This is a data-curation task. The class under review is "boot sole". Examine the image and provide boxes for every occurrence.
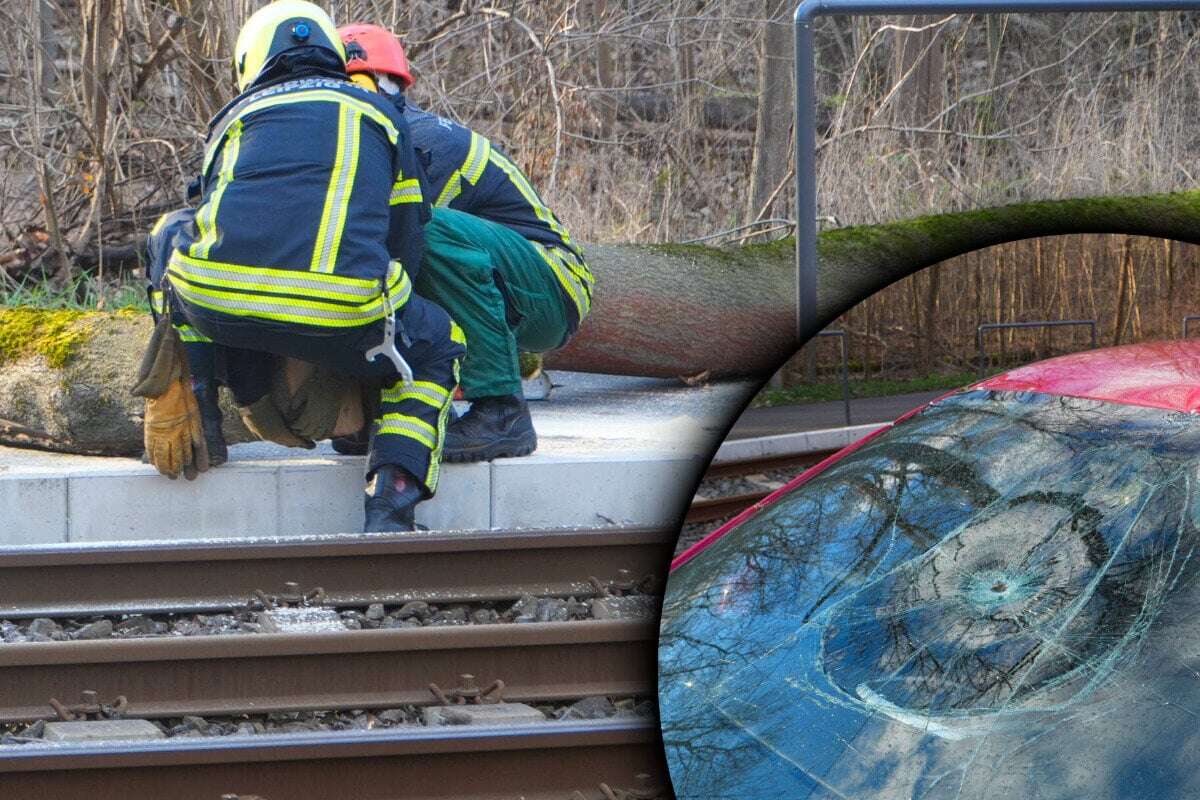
[443,435,537,463]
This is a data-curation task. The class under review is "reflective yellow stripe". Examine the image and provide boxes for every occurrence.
[150,289,166,315]
[390,177,422,205]
[425,358,459,491]
[377,413,437,449]
[381,380,451,408]
[150,213,171,236]
[450,320,467,345]
[434,177,462,208]
[461,132,490,183]
[311,107,361,274]
[487,149,576,249]
[434,132,491,208]
[191,120,243,260]
[176,324,212,344]
[169,262,412,329]
[534,243,593,320]
[170,251,392,303]
[170,251,388,290]
[203,90,398,175]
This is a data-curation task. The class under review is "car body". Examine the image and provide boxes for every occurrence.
[659,340,1200,800]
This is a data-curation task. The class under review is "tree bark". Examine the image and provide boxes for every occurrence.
[891,16,945,130]
[7,190,1200,455]
[746,0,793,224]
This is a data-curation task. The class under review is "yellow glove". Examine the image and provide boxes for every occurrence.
[131,315,210,480]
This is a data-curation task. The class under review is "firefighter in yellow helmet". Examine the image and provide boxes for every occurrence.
[138,1,465,532]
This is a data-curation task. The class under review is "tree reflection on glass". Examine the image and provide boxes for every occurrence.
[659,390,1200,799]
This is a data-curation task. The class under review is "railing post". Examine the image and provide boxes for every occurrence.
[817,330,851,425]
[976,319,1098,379]
[794,0,1200,353]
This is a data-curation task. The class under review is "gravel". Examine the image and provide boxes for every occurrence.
[0,696,657,745]
[0,591,659,643]
[677,466,799,556]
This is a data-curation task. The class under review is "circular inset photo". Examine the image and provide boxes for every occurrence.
[661,233,1200,799]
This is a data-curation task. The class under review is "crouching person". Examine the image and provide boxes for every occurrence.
[336,24,596,463]
[135,1,464,532]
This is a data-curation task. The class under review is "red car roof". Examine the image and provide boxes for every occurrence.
[976,339,1200,414]
[671,339,1200,573]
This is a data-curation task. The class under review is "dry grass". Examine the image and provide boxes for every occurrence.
[0,4,1196,364]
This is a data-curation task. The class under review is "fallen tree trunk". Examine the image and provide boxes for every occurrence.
[4,190,1200,455]
[550,190,1200,376]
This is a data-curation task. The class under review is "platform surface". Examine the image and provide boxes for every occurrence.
[0,372,756,544]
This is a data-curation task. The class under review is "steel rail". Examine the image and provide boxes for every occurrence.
[0,718,662,800]
[700,448,837,480]
[686,491,773,525]
[0,526,674,618]
[0,620,656,723]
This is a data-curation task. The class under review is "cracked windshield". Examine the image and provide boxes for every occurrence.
[660,389,1200,799]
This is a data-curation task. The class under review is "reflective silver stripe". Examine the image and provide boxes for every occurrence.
[381,381,451,407]
[170,267,412,328]
[461,133,490,184]
[191,120,243,260]
[433,176,463,208]
[433,132,491,208]
[311,106,361,274]
[173,255,380,300]
[487,149,575,248]
[377,414,437,449]
[390,178,422,205]
[535,243,593,318]
[425,359,458,492]
[203,87,399,175]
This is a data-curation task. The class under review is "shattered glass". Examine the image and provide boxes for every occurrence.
[659,390,1200,799]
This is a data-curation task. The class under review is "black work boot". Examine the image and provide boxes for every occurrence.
[443,394,537,463]
[363,464,424,532]
[192,378,228,467]
[331,428,369,455]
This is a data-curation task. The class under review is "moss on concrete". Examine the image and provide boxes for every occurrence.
[0,309,98,369]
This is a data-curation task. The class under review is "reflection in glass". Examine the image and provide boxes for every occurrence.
[659,390,1200,799]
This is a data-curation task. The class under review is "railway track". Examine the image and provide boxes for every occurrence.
[685,449,837,525]
[0,526,671,618]
[0,719,664,799]
[0,526,674,798]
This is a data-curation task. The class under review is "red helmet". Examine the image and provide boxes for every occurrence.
[338,24,414,90]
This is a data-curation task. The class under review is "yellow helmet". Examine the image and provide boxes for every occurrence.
[234,1,346,92]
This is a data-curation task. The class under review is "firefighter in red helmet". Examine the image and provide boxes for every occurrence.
[337,23,594,464]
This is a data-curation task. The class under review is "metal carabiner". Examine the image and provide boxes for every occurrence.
[364,286,415,386]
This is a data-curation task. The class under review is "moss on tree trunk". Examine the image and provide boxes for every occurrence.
[5,190,1200,455]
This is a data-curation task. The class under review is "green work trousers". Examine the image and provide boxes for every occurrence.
[417,207,572,399]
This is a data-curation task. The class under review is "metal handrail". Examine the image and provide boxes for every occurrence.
[976,319,1097,378]
[817,330,851,426]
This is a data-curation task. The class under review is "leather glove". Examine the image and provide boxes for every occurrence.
[131,314,210,480]
[271,364,354,442]
[239,395,316,449]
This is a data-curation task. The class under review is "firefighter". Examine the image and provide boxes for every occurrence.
[335,23,595,463]
[135,1,465,533]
